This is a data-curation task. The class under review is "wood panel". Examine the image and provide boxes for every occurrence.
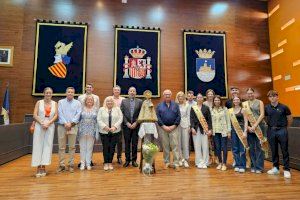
[0,0,272,122]
[0,153,299,199]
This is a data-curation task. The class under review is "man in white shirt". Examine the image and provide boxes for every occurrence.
[78,83,100,110]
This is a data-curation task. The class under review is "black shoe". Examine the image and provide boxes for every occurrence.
[117,158,123,165]
[132,161,138,167]
[90,161,94,166]
[123,161,130,167]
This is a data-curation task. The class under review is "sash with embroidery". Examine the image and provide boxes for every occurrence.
[228,108,250,167]
[242,101,269,158]
[192,105,209,133]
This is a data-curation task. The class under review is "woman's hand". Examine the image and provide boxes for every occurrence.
[242,131,247,139]
[103,126,110,132]
[191,128,196,135]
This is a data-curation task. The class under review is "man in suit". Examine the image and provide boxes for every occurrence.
[120,87,143,167]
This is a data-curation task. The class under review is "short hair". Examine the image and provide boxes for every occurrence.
[43,87,53,93]
[163,89,172,96]
[230,86,239,90]
[86,83,93,87]
[103,96,116,108]
[187,90,194,95]
[66,87,75,92]
[128,86,136,91]
[113,85,121,90]
[206,89,215,97]
[267,90,278,97]
[246,88,255,92]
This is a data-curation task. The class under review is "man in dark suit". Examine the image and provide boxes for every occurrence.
[120,87,143,167]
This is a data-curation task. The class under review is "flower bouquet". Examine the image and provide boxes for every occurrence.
[142,142,159,175]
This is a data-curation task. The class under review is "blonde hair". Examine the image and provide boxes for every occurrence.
[103,96,116,108]
[175,91,186,104]
[84,95,95,106]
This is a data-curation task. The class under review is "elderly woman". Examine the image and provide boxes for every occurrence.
[175,91,190,168]
[31,87,58,177]
[78,95,98,171]
[98,96,123,171]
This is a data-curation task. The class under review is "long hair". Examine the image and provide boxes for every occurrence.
[212,95,223,109]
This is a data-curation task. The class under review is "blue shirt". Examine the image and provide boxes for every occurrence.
[58,98,82,125]
[156,101,181,126]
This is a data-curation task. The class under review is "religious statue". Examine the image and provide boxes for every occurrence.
[137,90,158,123]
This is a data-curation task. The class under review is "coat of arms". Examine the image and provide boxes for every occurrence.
[48,41,73,79]
[123,46,152,79]
[195,49,216,82]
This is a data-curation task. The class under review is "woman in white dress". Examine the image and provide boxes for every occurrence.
[31,87,58,177]
[175,91,190,168]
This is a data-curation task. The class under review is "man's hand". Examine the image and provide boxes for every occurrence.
[169,125,177,132]
[131,122,138,129]
[162,125,171,133]
[126,122,132,129]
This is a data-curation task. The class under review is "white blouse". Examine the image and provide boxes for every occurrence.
[97,107,123,134]
[178,103,190,129]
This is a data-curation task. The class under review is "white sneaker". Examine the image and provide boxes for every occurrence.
[202,165,208,169]
[239,168,245,173]
[251,168,255,173]
[267,167,279,175]
[216,164,222,170]
[178,160,183,167]
[232,160,236,167]
[197,164,203,169]
[108,164,114,170]
[256,170,262,174]
[283,170,291,179]
[104,164,109,171]
[80,163,85,171]
[183,160,189,168]
[87,166,92,171]
[234,167,240,172]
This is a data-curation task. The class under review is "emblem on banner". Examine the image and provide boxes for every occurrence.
[48,41,73,79]
[195,49,216,82]
[123,46,152,79]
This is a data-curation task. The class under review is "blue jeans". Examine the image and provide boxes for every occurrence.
[231,129,246,169]
[213,133,228,164]
[247,133,264,171]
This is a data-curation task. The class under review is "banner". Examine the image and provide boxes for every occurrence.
[32,21,87,96]
[184,31,228,98]
[114,27,160,97]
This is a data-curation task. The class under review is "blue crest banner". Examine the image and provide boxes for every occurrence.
[184,32,228,98]
[114,27,160,97]
[32,21,87,96]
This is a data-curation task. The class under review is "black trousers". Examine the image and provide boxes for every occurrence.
[267,127,289,171]
[123,127,139,162]
[116,131,123,158]
[101,132,119,163]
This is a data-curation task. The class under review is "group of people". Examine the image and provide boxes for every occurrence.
[31,84,293,179]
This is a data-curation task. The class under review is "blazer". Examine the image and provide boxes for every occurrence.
[120,97,143,126]
[97,107,123,134]
[190,104,212,134]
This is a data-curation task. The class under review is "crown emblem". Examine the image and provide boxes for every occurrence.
[195,49,215,58]
[129,46,147,58]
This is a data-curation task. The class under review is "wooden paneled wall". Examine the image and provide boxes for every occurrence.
[0,0,272,123]
[268,0,300,116]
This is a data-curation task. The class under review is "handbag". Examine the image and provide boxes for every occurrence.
[29,121,35,134]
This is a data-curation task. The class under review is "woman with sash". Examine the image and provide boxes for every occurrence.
[228,96,248,173]
[243,88,266,173]
[190,93,212,169]
[204,89,217,165]
[175,91,190,168]
[31,87,58,177]
[211,95,231,171]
